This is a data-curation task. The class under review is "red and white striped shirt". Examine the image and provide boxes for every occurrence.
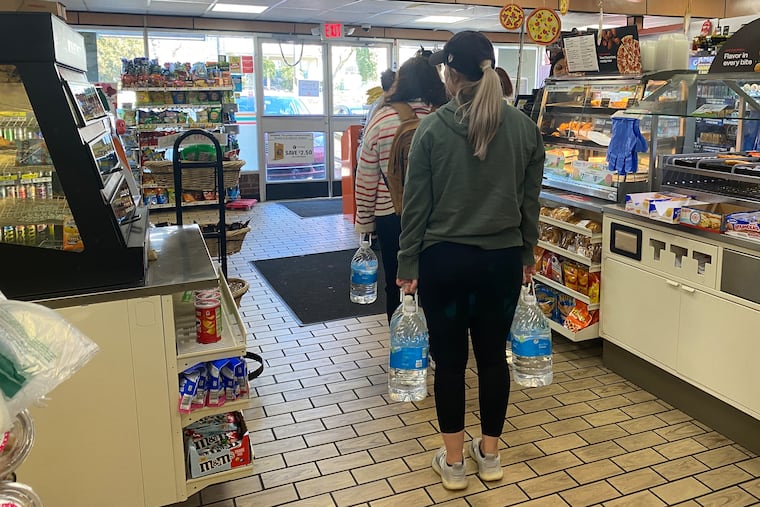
[354,101,435,233]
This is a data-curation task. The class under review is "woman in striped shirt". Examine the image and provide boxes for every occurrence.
[354,55,447,321]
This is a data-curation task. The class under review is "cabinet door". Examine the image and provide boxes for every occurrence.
[601,258,681,368]
[678,288,760,417]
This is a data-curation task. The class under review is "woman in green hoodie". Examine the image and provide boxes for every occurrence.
[396,31,545,490]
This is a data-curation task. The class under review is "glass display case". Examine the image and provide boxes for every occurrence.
[537,76,649,206]
[0,13,147,300]
[627,72,760,209]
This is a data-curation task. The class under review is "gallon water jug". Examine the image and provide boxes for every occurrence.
[506,285,530,365]
[388,293,429,402]
[350,235,378,304]
[510,286,553,387]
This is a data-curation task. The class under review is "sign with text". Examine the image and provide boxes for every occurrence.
[564,34,600,73]
[267,133,315,165]
[323,22,343,39]
[595,25,641,75]
[298,80,320,97]
[241,55,254,74]
[709,18,760,73]
[229,56,241,73]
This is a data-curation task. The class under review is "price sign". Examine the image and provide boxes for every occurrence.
[323,22,343,39]
[267,133,315,165]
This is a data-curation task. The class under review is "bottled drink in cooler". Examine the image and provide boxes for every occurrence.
[349,236,378,304]
[510,287,553,387]
[388,294,429,402]
[506,285,530,365]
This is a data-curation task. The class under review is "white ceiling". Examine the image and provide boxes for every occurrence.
[64,0,688,33]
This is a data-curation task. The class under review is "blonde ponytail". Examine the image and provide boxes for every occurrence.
[452,61,503,161]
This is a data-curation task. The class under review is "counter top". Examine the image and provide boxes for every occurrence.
[603,205,760,254]
[36,225,218,309]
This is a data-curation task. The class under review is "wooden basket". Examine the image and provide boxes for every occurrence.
[143,160,245,190]
[204,226,251,258]
[227,277,250,307]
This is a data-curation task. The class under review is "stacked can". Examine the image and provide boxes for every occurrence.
[194,288,223,344]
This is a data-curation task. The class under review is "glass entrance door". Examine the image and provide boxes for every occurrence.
[256,39,390,201]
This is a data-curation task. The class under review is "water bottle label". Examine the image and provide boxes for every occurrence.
[351,268,377,285]
[511,334,551,357]
[390,346,428,370]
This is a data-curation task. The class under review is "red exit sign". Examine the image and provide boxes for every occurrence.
[323,22,343,39]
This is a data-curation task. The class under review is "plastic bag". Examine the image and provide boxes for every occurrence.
[0,298,99,433]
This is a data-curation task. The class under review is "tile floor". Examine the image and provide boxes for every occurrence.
[162,199,760,507]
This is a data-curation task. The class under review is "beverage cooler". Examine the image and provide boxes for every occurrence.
[0,12,147,300]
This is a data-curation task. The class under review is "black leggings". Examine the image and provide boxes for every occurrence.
[375,213,402,322]
[418,242,523,437]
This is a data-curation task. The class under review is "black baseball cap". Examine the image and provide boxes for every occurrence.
[429,31,496,81]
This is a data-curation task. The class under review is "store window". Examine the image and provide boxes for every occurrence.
[496,45,540,95]
[331,45,390,116]
[398,41,443,67]
[95,32,145,84]
[261,41,324,116]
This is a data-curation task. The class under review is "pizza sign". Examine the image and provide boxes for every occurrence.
[499,4,524,31]
[526,8,562,46]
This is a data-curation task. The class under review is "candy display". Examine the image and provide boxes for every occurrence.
[184,411,252,478]
[178,357,248,414]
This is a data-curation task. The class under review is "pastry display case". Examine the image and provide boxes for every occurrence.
[0,13,147,300]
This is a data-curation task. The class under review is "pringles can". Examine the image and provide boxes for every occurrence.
[195,297,222,344]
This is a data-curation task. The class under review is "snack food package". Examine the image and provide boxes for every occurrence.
[562,262,579,292]
[564,302,600,332]
[588,272,601,304]
[556,294,576,324]
[577,266,589,296]
[534,284,558,320]
[549,207,575,222]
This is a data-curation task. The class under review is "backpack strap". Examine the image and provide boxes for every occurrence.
[389,102,418,122]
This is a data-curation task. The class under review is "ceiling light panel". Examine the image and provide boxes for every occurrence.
[415,15,468,24]
[211,3,269,13]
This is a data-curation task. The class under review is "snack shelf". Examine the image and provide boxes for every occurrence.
[533,273,599,310]
[185,462,254,495]
[0,117,38,128]
[0,164,55,175]
[137,123,223,131]
[540,189,607,214]
[124,86,233,92]
[180,393,251,426]
[542,137,609,152]
[543,175,619,202]
[548,319,599,342]
[545,104,627,115]
[136,103,229,110]
[538,215,603,241]
[537,240,601,271]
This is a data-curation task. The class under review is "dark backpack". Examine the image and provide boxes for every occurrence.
[382,102,420,215]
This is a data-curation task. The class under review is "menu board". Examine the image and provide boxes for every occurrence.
[564,34,600,73]
[89,132,120,179]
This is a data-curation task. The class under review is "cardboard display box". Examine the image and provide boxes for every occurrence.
[725,211,760,241]
[185,416,252,479]
[0,0,67,20]
[680,203,760,233]
[625,192,704,224]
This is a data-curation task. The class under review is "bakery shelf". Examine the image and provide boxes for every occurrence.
[533,273,599,310]
[185,462,254,495]
[548,319,599,342]
[124,86,233,92]
[537,240,601,271]
[180,393,251,427]
[538,215,603,242]
[542,137,609,152]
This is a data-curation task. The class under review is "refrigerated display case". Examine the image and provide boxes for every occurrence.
[0,13,147,300]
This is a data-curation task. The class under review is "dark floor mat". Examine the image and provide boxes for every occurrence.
[251,249,386,325]
[278,198,343,218]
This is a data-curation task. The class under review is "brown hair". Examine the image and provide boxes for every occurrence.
[495,67,513,97]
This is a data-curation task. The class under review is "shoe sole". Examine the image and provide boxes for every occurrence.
[467,443,504,482]
[431,455,468,490]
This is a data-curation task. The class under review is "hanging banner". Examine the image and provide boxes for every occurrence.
[596,26,641,75]
[708,18,760,74]
[229,56,241,73]
[241,55,254,74]
[267,133,315,165]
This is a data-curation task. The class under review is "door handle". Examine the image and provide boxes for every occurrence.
[681,285,695,293]
[665,279,679,287]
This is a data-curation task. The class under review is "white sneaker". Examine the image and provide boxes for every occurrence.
[467,438,503,481]
[431,447,468,490]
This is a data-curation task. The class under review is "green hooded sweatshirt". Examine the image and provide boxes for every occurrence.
[397,99,545,280]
